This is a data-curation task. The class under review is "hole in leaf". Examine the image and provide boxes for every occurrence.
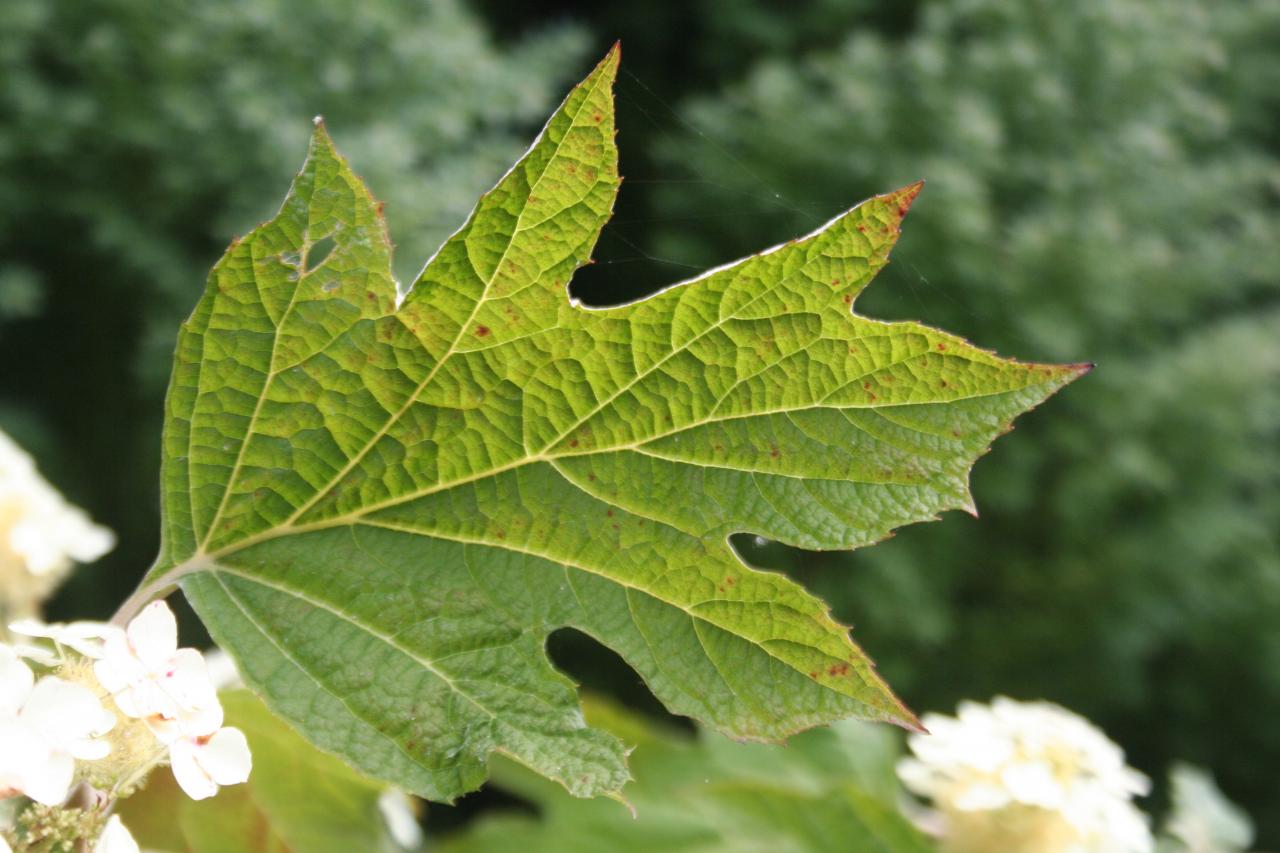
[546,627,693,733]
[306,234,337,272]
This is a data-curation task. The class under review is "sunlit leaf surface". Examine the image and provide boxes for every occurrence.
[143,45,1085,801]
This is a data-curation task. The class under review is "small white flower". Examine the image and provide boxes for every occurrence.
[76,601,253,801]
[94,602,220,741]
[378,788,423,849]
[93,815,140,853]
[169,726,252,801]
[0,430,114,616]
[0,645,115,805]
[898,696,1153,853]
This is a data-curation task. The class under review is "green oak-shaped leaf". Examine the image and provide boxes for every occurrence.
[133,45,1087,802]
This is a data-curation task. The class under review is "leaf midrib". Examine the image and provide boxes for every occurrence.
[179,368,1046,581]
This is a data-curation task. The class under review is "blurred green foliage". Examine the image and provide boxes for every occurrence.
[444,697,930,853]
[643,0,1280,836]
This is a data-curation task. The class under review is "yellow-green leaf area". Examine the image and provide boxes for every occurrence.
[145,45,1087,802]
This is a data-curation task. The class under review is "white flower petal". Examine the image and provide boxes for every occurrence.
[203,649,241,690]
[18,749,74,806]
[169,738,219,801]
[126,602,178,670]
[167,649,219,710]
[145,700,223,745]
[9,642,59,666]
[10,619,120,659]
[0,645,34,715]
[378,788,423,849]
[198,727,252,786]
[1002,760,1064,808]
[93,815,141,853]
[95,629,149,701]
[22,677,114,747]
[0,718,48,788]
[953,782,1013,811]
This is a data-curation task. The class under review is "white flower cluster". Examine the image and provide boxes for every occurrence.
[0,430,114,620]
[898,696,1153,853]
[1,601,251,851]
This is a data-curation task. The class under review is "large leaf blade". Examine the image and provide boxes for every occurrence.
[144,45,1086,801]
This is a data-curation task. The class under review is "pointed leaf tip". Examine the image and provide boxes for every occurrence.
[591,42,621,78]
[886,180,925,221]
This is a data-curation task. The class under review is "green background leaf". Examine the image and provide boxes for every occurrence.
[444,697,932,853]
[141,46,1085,801]
[120,691,399,852]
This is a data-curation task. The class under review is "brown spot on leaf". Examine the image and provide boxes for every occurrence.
[474,325,490,337]
[569,439,579,448]
[843,294,852,304]
[828,663,850,677]
[770,445,780,458]
[936,342,947,351]
[606,509,614,517]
